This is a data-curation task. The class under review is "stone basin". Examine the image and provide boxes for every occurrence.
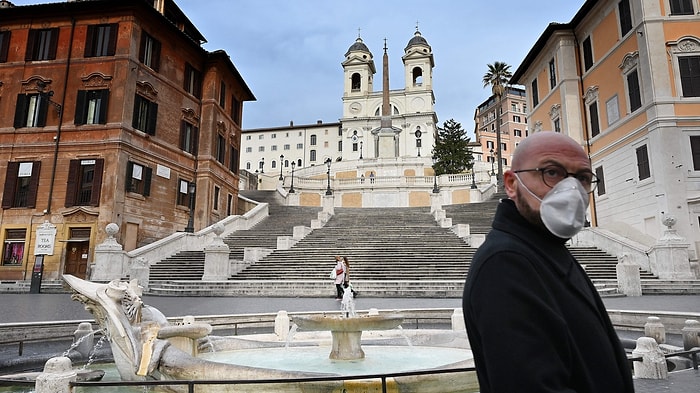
[293,313,404,360]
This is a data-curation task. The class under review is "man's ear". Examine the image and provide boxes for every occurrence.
[503,171,517,199]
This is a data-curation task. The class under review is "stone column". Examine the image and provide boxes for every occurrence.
[632,336,668,379]
[202,224,231,281]
[91,223,126,281]
[682,319,700,350]
[35,357,77,393]
[322,194,335,215]
[616,253,642,297]
[644,316,665,344]
[648,217,693,279]
[275,310,291,340]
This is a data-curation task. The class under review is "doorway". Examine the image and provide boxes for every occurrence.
[64,228,91,279]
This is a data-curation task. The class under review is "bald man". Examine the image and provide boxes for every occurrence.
[462,132,634,392]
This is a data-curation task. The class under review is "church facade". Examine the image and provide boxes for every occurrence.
[241,30,438,173]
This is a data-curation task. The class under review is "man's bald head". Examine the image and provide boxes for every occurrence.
[511,132,587,171]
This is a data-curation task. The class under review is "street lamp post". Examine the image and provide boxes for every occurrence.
[279,154,284,180]
[489,148,495,176]
[289,162,296,193]
[470,149,478,189]
[184,181,196,233]
[432,155,439,194]
[359,140,363,160]
[325,158,333,195]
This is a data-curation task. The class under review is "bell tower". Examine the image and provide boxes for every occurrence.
[402,28,434,93]
[342,34,375,98]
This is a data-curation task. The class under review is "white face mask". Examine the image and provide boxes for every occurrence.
[515,176,590,239]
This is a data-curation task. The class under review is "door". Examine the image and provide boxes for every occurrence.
[64,241,90,278]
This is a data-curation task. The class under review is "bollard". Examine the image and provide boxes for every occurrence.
[275,310,290,340]
[73,322,95,359]
[682,319,700,351]
[644,316,665,344]
[632,336,668,379]
[35,356,77,393]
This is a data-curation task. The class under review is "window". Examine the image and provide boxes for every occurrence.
[258,135,264,140]
[679,56,700,97]
[132,94,158,135]
[351,73,361,91]
[13,93,48,128]
[486,141,494,149]
[513,115,521,123]
[595,166,606,196]
[501,143,507,152]
[84,24,118,57]
[180,121,199,155]
[2,229,26,266]
[589,101,600,137]
[219,81,226,107]
[245,135,252,140]
[2,162,41,209]
[310,150,317,162]
[514,129,522,137]
[227,194,233,216]
[25,28,58,61]
[296,143,303,149]
[670,0,694,15]
[271,145,277,151]
[627,69,642,112]
[177,179,193,206]
[691,135,700,171]
[0,31,10,63]
[284,144,290,151]
[125,161,151,196]
[636,145,651,180]
[229,145,239,173]
[549,58,557,89]
[258,146,265,152]
[582,36,593,71]
[216,134,226,164]
[271,133,277,139]
[271,161,277,169]
[353,142,358,152]
[184,63,202,98]
[310,135,317,145]
[231,96,241,125]
[65,159,104,207]
[339,141,343,152]
[245,147,252,153]
[531,79,539,107]
[213,186,220,211]
[139,32,160,71]
[75,89,109,125]
[618,0,632,37]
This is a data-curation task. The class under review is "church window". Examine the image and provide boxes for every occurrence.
[412,67,423,86]
[351,73,361,91]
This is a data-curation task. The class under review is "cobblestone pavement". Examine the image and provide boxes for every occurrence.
[1,293,699,391]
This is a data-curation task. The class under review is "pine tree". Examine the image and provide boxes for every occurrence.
[431,119,473,176]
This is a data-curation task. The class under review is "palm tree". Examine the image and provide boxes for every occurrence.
[483,61,512,188]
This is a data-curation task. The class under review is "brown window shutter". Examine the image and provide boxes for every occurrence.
[26,161,41,208]
[2,162,19,208]
[90,159,104,206]
[64,160,79,207]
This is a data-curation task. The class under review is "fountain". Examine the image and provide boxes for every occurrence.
[46,275,477,392]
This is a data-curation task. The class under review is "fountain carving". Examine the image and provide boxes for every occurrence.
[62,274,476,392]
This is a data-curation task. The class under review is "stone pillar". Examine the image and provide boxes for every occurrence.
[202,223,231,281]
[632,336,668,379]
[275,310,291,340]
[277,236,298,250]
[129,257,149,291]
[91,223,126,281]
[682,319,700,350]
[649,217,693,279]
[430,193,441,213]
[293,225,312,240]
[451,308,466,331]
[322,194,334,215]
[72,322,94,358]
[35,357,77,393]
[644,316,665,344]
[616,253,642,297]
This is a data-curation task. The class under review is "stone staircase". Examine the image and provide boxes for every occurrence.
[145,192,664,297]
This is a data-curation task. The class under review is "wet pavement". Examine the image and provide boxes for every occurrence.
[1,293,699,392]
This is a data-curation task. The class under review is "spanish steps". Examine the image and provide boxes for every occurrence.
[145,190,664,297]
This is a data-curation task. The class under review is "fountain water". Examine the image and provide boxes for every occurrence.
[56,274,476,392]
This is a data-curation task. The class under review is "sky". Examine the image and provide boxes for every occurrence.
[14,0,586,137]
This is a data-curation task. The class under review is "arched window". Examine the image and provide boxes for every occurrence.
[310,134,317,145]
[412,66,423,86]
[351,73,361,91]
[310,150,317,162]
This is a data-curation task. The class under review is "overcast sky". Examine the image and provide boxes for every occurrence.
[14,0,585,136]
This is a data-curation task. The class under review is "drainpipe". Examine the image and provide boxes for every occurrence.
[574,36,598,227]
[46,16,76,214]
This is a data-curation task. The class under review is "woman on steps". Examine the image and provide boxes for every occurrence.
[332,256,346,300]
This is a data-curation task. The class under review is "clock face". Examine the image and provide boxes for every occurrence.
[349,102,362,114]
